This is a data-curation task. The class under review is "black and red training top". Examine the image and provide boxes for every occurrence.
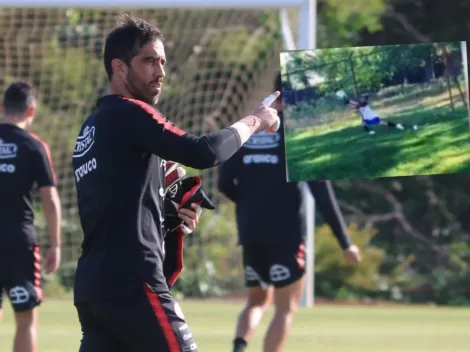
[72,94,242,302]
[0,123,56,249]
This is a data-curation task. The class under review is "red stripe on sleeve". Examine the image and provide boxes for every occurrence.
[121,97,186,136]
[29,132,58,185]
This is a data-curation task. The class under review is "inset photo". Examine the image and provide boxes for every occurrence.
[281,41,470,182]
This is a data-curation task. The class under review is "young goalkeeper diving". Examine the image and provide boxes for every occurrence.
[348,94,405,135]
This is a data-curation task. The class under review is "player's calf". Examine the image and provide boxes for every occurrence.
[14,309,38,352]
[233,286,273,352]
[263,276,305,352]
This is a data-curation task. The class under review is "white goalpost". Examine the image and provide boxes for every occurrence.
[0,0,317,307]
[278,2,317,308]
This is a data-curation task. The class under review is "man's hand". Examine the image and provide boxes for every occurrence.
[164,175,215,235]
[177,203,201,233]
[44,245,61,274]
[164,162,216,236]
[344,244,361,264]
[246,91,281,133]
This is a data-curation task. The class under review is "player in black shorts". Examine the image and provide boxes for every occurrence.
[0,81,62,352]
[218,73,362,352]
[72,15,281,352]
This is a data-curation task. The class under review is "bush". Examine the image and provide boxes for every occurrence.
[314,223,416,302]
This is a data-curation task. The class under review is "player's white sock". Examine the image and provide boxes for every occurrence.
[369,130,376,135]
[396,123,404,130]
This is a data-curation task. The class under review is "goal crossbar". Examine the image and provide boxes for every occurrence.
[0,0,306,8]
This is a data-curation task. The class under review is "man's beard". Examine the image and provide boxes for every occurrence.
[125,71,159,105]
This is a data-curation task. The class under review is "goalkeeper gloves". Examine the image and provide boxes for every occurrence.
[162,161,216,288]
[164,161,187,196]
[164,161,216,235]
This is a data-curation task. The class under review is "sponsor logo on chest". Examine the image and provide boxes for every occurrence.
[73,126,95,158]
[0,138,18,159]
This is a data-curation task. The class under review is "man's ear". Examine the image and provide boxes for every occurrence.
[111,58,128,79]
[26,104,36,119]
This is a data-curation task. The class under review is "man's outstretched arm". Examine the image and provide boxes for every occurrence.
[126,94,279,170]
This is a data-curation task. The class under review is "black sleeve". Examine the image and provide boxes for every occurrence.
[32,138,56,188]
[129,103,242,170]
[307,180,351,250]
[218,155,239,202]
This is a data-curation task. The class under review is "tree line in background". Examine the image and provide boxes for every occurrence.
[311,0,470,305]
[0,1,469,306]
[282,42,466,109]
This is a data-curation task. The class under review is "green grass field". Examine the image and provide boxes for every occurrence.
[1,299,470,351]
[285,88,470,182]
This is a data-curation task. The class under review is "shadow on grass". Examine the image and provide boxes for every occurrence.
[285,105,470,182]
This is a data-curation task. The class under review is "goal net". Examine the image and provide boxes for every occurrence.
[0,2,315,304]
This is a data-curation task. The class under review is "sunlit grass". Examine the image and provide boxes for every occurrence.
[285,89,470,182]
[1,299,470,352]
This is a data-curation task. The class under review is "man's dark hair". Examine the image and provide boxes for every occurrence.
[104,14,165,80]
[2,80,37,116]
[274,71,282,92]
